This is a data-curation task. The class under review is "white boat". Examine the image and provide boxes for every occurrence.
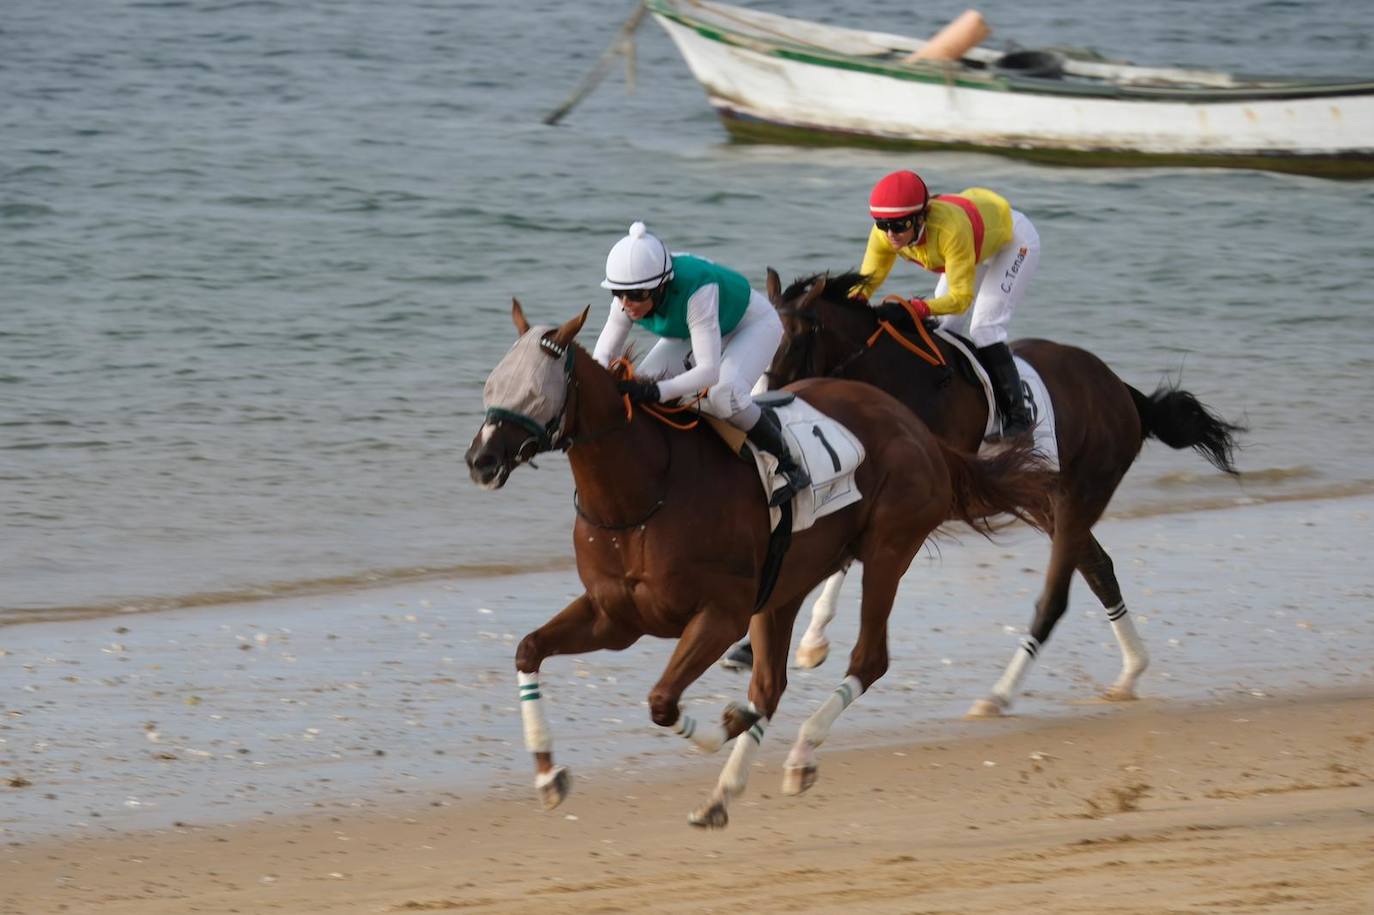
[645,0,1374,178]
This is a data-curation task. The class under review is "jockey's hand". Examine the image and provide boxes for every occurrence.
[616,378,661,405]
[875,297,931,325]
[905,297,932,320]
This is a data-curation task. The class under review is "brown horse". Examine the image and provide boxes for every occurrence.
[464,300,1051,828]
[747,269,1243,717]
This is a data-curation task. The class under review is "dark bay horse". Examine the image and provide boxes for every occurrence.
[758,269,1244,718]
[464,300,1051,827]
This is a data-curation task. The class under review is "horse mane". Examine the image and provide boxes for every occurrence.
[782,270,874,314]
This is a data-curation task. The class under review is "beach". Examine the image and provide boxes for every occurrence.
[6,0,1374,910]
[4,494,1372,913]
[3,691,1370,914]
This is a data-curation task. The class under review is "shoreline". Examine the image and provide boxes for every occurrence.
[6,476,1373,629]
[4,686,1370,914]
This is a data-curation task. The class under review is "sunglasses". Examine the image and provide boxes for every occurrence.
[614,288,654,302]
[874,216,918,234]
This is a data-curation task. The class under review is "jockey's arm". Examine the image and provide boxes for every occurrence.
[656,284,721,402]
[591,299,633,367]
[853,225,897,299]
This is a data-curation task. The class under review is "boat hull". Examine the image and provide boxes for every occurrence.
[650,3,1374,178]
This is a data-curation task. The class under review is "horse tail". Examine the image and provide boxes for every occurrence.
[936,438,1054,538]
[1128,383,1245,475]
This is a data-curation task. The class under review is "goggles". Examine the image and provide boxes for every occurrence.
[613,288,655,302]
[874,215,919,234]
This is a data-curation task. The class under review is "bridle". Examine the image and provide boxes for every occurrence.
[482,332,665,529]
[772,300,872,384]
[771,288,951,387]
[482,334,637,463]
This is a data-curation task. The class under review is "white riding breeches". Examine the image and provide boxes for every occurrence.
[636,290,780,427]
[933,209,1040,348]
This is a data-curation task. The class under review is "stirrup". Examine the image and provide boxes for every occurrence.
[985,415,1032,444]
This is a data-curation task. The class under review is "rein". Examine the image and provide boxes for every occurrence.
[778,291,947,381]
[866,295,948,368]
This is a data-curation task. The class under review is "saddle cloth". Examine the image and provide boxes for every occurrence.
[932,329,1061,471]
[744,396,866,533]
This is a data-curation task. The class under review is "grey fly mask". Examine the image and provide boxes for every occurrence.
[482,326,574,460]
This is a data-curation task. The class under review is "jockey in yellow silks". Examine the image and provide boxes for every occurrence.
[853,170,1040,441]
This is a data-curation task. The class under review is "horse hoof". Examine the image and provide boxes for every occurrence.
[688,801,729,829]
[965,698,1007,719]
[795,639,830,669]
[536,766,571,810]
[1103,685,1139,702]
[781,764,817,796]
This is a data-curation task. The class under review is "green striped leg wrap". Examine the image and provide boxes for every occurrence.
[672,713,727,752]
[1107,603,1149,677]
[517,671,552,753]
[718,715,769,797]
[799,675,864,746]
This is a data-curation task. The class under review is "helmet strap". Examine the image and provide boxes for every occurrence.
[647,281,668,315]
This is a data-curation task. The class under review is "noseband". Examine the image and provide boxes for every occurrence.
[483,333,635,474]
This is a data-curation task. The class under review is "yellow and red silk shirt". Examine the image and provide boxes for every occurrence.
[854,187,1014,316]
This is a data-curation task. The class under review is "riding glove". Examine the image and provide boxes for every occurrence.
[616,378,661,404]
[875,297,931,325]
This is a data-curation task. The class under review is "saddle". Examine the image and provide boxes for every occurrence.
[865,310,1060,466]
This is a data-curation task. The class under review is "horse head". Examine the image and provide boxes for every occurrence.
[465,299,588,489]
[765,268,879,387]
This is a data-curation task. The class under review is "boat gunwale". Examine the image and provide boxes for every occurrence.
[646,0,1374,105]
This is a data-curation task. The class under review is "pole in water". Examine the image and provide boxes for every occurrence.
[543,2,648,126]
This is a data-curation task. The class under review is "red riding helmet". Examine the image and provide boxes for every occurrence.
[868,170,929,218]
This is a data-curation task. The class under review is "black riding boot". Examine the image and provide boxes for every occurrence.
[746,407,811,507]
[979,342,1033,442]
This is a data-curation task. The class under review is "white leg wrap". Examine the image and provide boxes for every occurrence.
[518,671,553,754]
[798,675,863,747]
[802,570,846,643]
[1109,605,1149,678]
[716,717,767,797]
[673,714,727,753]
[990,636,1040,705]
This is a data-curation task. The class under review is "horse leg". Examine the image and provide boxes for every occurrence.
[1079,533,1148,701]
[515,593,639,810]
[968,516,1083,718]
[690,599,802,829]
[649,604,751,753]
[784,554,907,796]
[796,561,853,669]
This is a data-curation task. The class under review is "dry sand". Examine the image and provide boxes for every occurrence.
[4,688,1371,914]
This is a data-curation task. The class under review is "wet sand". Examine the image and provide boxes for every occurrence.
[3,689,1371,914]
[3,494,1373,912]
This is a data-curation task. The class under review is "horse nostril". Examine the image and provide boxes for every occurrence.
[472,452,497,472]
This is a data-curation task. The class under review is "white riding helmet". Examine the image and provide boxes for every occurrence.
[601,221,674,290]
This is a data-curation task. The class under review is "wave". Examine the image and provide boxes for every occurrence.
[7,481,1374,629]
[0,556,576,629]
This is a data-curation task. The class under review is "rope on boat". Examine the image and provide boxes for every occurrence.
[543,2,648,126]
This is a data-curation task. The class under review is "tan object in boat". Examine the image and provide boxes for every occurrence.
[905,9,990,63]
